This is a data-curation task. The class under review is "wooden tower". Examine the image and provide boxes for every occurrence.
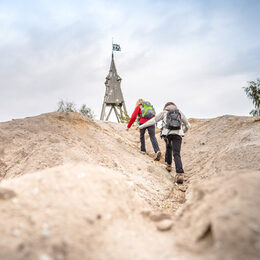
[100,53,128,122]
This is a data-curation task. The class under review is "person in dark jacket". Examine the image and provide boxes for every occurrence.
[139,102,190,184]
[126,98,161,161]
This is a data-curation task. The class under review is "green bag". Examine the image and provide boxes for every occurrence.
[141,101,155,119]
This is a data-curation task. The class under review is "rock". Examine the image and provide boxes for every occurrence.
[0,187,16,200]
[150,213,171,222]
[147,165,156,173]
[86,217,94,224]
[156,219,173,231]
[178,185,187,192]
[12,228,21,237]
[141,210,151,218]
[16,243,25,252]
[39,253,53,260]
[249,224,260,233]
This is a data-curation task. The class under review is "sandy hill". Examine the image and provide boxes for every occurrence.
[0,112,259,260]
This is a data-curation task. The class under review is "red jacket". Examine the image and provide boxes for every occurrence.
[127,105,151,129]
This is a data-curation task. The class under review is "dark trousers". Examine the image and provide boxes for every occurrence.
[140,124,160,153]
[164,134,184,173]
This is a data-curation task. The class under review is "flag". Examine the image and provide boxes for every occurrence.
[112,44,121,51]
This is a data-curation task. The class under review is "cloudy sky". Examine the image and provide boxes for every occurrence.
[0,0,259,122]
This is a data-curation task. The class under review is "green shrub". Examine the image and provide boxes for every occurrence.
[79,104,95,119]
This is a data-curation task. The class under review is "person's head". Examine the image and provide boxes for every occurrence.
[136,98,144,107]
[163,102,176,110]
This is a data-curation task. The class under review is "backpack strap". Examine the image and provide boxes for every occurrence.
[160,111,171,138]
[137,104,144,122]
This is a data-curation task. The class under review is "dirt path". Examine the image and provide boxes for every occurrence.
[0,113,259,260]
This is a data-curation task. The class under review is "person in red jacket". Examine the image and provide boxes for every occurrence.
[126,98,161,161]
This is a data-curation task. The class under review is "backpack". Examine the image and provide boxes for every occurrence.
[165,109,182,130]
[140,101,155,119]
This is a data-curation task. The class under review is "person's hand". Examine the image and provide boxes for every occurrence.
[125,127,129,131]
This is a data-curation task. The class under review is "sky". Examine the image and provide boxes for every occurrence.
[0,0,260,122]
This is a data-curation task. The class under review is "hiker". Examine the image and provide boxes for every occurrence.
[139,102,190,184]
[126,99,161,161]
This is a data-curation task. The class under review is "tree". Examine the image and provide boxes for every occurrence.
[243,79,260,116]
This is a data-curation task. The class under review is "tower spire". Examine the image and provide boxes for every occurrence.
[100,51,128,122]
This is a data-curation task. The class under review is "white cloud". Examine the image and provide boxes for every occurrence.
[0,0,259,122]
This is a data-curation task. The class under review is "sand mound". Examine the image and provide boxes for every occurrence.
[0,112,259,260]
[0,163,172,260]
[176,170,260,259]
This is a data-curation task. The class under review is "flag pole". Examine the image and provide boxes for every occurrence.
[112,37,114,56]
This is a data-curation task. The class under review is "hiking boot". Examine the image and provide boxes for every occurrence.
[140,150,146,155]
[175,173,184,184]
[166,164,172,172]
[154,151,161,161]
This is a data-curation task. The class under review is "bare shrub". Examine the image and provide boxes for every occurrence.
[57,100,95,119]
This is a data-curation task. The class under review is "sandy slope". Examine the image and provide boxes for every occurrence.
[0,112,259,260]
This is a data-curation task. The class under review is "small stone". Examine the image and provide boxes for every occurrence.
[12,198,18,204]
[178,186,187,192]
[86,217,94,224]
[0,188,16,200]
[42,229,50,238]
[156,219,173,231]
[13,229,20,237]
[150,213,171,222]
[249,224,260,233]
[17,243,25,251]
[39,253,53,260]
[141,210,151,218]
